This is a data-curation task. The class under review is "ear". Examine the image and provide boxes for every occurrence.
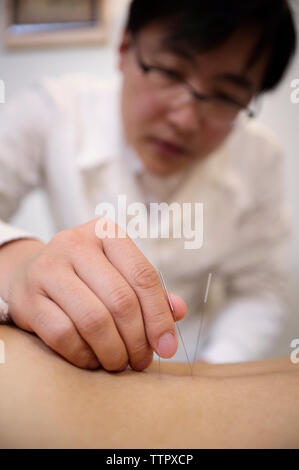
[118,29,132,72]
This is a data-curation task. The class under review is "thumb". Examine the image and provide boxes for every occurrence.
[168,293,187,322]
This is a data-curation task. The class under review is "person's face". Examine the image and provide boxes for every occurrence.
[118,21,268,176]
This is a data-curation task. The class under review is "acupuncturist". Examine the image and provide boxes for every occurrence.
[0,0,297,370]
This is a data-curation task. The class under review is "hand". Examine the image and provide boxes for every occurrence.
[6,218,187,371]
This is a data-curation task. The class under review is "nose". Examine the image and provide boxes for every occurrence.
[166,92,201,133]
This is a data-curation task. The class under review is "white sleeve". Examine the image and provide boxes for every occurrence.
[0,296,9,324]
[199,297,287,363]
[0,84,53,324]
[199,143,291,363]
[0,83,51,246]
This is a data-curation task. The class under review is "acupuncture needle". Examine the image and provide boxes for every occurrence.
[191,272,212,374]
[158,270,193,378]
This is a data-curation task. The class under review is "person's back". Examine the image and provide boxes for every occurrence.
[1,324,299,449]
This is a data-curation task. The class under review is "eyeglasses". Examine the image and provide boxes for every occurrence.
[132,36,260,127]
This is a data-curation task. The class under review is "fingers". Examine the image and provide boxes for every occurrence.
[99,230,179,359]
[31,295,100,370]
[28,223,188,373]
[71,246,153,371]
[8,222,187,374]
[41,267,129,372]
[168,293,187,321]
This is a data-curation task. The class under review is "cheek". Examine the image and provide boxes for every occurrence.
[132,94,164,136]
[122,79,164,135]
[137,93,162,124]
[198,124,232,153]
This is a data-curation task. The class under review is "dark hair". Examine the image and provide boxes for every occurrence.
[126,0,297,93]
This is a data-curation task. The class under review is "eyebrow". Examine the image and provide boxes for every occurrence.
[212,73,254,92]
[158,39,255,91]
[160,39,195,63]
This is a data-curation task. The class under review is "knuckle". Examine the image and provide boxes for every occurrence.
[152,309,168,321]
[72,348,95,369]
[130,340,152,362]
[65,230,82,249]
[131,352,153,371]
[50,230,67,247]
[52,229,81,251]
[147,309,172,329]
[47,322,75,350]
[32,308,48,329]
[36,253,56,272]
[130,263,160,290]
[110,286,137,317]
[28,254,54,285]
[79,309,109,336]
[105,354,128,372]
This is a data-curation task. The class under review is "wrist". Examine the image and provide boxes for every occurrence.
[0,238,45,301]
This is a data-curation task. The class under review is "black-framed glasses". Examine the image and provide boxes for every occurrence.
[132,36,260,127]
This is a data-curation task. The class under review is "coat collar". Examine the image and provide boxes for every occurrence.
[75,77,124,171]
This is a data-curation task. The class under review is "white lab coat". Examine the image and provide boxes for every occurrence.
[0,74,291,363]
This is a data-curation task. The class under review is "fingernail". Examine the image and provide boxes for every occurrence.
[88,357,100,369]
[157,332,177,358]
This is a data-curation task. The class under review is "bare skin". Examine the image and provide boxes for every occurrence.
[1,325,298,449]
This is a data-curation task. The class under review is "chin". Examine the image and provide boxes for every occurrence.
[137,142,196,175]
[145,159,186,176]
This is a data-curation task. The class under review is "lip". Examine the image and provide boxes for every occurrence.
[150,137,187,158]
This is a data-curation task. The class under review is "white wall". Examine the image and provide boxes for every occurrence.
[257,3,299,354]
[0,0,130,239]
[0,0,298,356]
